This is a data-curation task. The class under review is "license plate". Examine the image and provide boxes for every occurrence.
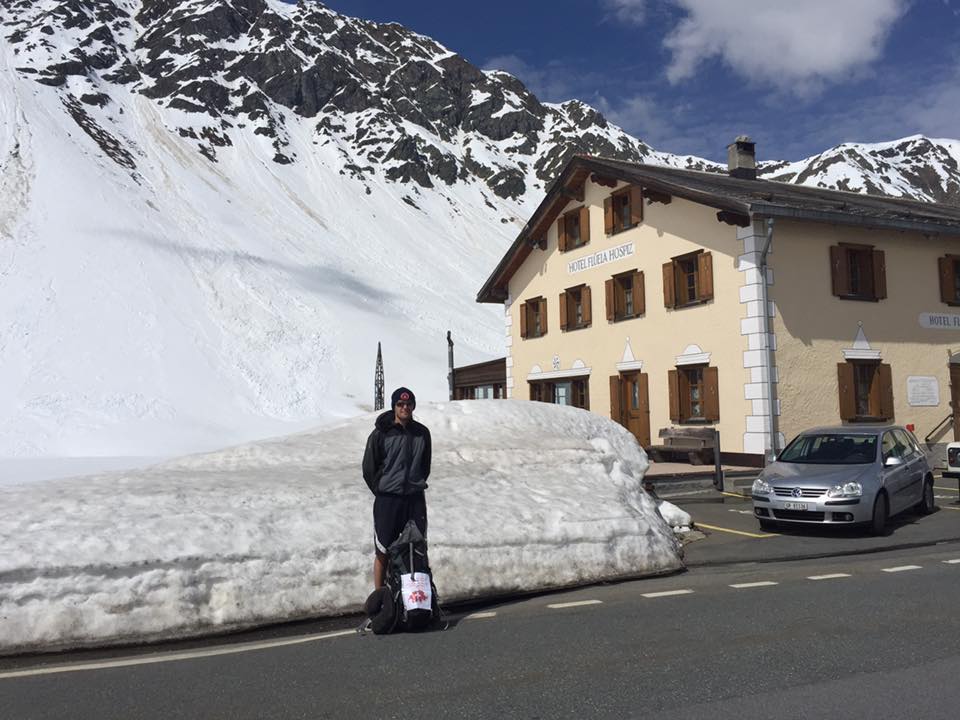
[783,502,808,511]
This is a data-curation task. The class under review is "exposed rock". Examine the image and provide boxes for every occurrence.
[1,0,958,203]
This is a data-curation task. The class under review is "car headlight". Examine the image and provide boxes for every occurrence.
[826,481,862,498]
[752,477,772,495]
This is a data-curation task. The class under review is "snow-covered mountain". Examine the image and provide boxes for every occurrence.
[760,136,960,204]
[1,0,958,459]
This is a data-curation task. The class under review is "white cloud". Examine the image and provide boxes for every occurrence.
[602,0,647,25]
[664,0,908,94]
[792,59,960,152]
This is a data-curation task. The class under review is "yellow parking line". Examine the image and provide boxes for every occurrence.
[942,506,960,511]
[934,486,958,492]
[696,522,777,538]
[720,491,750,499]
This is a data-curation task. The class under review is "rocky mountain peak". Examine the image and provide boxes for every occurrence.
[3,0,959,205]
[1,0,659,201]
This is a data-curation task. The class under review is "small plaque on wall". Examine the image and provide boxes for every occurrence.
[906,376,939,407]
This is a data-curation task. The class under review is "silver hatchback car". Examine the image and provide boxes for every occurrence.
[752,425,935,534]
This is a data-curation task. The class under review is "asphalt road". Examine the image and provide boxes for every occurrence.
[4,542,960,719]
[676,481,960,566]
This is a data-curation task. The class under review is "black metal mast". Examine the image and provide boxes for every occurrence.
[374,342,384,411]
[447,330,454,400]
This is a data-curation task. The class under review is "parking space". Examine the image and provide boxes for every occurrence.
[675,482,960,567]
[933,476,960,509]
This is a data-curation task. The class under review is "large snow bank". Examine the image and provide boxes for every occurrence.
[0,400,682,654]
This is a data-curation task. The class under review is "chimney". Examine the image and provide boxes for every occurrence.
[727,135,756,180]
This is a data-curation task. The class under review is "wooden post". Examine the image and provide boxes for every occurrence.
[713,428,723,492]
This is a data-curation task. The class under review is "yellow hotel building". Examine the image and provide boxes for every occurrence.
[477,139,960,467]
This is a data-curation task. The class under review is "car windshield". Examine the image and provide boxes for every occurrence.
[778,433,877,465]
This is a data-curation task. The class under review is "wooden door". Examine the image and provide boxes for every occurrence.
[951,364,960,441]
[621,371,651,448]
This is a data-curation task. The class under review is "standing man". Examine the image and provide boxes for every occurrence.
[362,387,432,589]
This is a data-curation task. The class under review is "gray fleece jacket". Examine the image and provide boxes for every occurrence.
[362,410,431,495]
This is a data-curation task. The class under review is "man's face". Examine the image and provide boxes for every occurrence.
[394,398,414,424]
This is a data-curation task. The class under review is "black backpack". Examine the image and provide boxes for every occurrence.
[362,520,444,634]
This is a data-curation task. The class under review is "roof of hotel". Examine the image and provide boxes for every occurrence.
[476,155,960,303]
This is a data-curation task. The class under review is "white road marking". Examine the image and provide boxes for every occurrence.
[882,565,922,573]
[728,509,754,515]
[807,573,851,580]
[466,611,498,619]
[547,599,603,609]
[729,581,778,589]
[0,629,357,680]
[942,559,960,565]
[642,589,694,598]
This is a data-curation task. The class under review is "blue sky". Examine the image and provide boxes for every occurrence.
[321,1,960,163]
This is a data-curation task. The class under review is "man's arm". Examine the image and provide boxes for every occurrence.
[362,430,382,494]
[422,427,431,481]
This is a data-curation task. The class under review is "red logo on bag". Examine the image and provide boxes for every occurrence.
[409,590,428,603]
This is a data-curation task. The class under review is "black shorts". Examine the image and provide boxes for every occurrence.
[373,492,427,553]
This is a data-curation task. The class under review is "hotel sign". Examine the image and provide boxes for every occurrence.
[919,312,960,329]
[567,242,635,275]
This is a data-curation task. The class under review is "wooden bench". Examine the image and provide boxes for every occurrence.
[646,427,717,465]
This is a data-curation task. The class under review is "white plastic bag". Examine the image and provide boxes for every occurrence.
[400,573,432,611]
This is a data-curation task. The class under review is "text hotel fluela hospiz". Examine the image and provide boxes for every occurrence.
[919,312,960,329]
[567,242,635,275]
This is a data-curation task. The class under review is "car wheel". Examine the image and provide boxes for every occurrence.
[916,479,935,515]
[870,493,889,536]
[758,519,779,532]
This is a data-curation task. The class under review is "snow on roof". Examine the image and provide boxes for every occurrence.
[0,400,681,654]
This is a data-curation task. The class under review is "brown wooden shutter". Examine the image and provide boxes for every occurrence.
[837,362,856,421]
[637,372,650,446]
[557,216,567,252]
[704,366,720,421]
[878,363,894,420]
[609,375,623,425]
[830,245,849,296]
[603,197,614,235]
[630,185,643,225]
[668,369,680,422]
[939,256,955,304]
[872,249,886,300]
[697,252,714,301]
[582,285,592,326]
[662,261,676,309]
[605,279,615,321]
[579,207,590,245]
[559,292,568,331]
[633,270,645,316]
[519,302,528,339]
[539,297,548,334]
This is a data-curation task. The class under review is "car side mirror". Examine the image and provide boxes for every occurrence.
[884,455,903,468]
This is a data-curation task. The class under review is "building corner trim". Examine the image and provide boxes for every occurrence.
[738,217,780,462]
